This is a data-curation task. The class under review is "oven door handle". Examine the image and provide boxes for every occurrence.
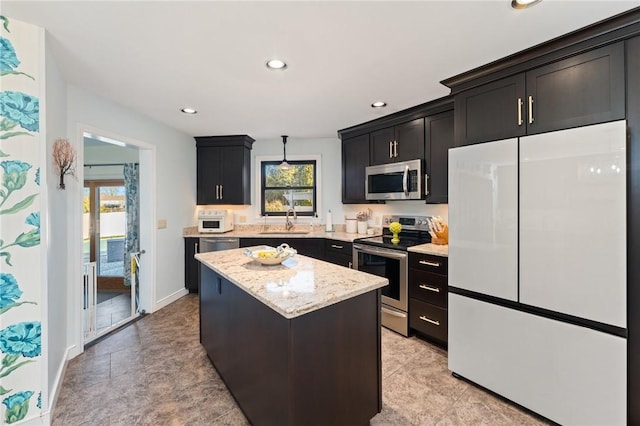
[353,244,407,260]
[382,306,406,318]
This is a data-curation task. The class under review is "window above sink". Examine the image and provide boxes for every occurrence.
[259,157,320,217]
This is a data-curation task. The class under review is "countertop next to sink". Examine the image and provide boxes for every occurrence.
[183,226,374,243]
[184,226,449,257]
[196,248,388,319]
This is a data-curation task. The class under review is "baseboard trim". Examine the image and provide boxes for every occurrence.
[16,344,72,426]
[48,345,72,420]
[154,288,189,312]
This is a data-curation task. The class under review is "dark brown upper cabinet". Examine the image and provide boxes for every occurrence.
[424,110,454,204]
[454,42,625,146]
[338,97,453,204]
[341,133,370,204]
[370,118,425,165]
[455,75,527,145]
[196,135,254,205]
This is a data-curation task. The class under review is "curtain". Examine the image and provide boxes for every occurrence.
[123,163,140,287]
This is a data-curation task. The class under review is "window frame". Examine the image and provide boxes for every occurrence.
[259,159,318,217]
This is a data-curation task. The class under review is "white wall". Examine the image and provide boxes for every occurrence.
[83,142,139,181]
[66,85,196,308]
[45,29,69,414]
[195,136,343,225]
[194,136,448,227]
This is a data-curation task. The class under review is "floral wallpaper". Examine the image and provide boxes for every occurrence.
[0,16,42,424]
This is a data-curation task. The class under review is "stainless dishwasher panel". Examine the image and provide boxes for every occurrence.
[200,237,240,253]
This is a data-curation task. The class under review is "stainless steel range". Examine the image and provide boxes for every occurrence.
[353,215,432,336]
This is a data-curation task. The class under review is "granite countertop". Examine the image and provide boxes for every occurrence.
[408,243,449,257]
[184,226,449,256]
[195,248,388,319]
[183,226,375,243]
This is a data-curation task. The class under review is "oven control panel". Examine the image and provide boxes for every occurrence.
[382,215,432,231]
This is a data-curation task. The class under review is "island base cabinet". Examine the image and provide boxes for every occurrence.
[448,293,626,425]
[200,265,382,426]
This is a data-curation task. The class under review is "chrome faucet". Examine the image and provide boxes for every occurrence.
[285,208,297,231]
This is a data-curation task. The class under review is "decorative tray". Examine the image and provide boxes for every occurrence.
[244,244,297,265]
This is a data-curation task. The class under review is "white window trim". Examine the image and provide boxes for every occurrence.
[254,154,322,222]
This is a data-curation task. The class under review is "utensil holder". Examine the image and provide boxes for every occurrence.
[357,221,368,234]
[432,224,449,245]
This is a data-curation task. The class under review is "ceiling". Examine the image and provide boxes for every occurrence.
[4,1,640,140]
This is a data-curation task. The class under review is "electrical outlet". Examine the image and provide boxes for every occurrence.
[375,216,381,225]
[157,219,167,229]
[239,215,247,223]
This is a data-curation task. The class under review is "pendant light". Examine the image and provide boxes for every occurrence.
[278,135,291,170]
[511,0,542,9]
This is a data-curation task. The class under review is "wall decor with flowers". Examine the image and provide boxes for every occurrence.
[0,16,43,425]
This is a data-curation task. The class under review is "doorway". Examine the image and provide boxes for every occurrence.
[83,179,131,337]
[82,134,141,342]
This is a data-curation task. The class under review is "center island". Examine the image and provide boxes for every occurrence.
[195,247,388,426]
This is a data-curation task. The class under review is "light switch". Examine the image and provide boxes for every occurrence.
[157,219,167,229]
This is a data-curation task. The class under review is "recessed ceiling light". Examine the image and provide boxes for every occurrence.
[266,59,287,70]
[511,0,542,9]
[371,101,387,108]
[181,107,197,114]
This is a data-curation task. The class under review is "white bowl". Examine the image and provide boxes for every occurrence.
[244,244,296,265]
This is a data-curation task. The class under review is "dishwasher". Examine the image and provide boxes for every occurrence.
[200,237,240,253]
[187,237,239,293]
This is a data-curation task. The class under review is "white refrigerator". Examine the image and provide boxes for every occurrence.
[448,120,627,425]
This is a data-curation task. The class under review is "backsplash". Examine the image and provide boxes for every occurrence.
[193,201,448,229]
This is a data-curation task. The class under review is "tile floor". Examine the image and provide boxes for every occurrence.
[96,292,133,335]
[53,294,550,425]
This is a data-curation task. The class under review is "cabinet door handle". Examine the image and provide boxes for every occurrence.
[215,185,219,200]
[331,244,343,249]
[419,284,440,293]
[220,184,223,199]
[393,140,398,158]
[528,95,534,124]
[517,97,523,126]
[424,173,430,196]
[419,260,441,267]
[419,315,440,326]
[195,242,199,254]
[389,141,393,158]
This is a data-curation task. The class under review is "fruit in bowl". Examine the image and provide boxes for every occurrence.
[245,244,297,265]
[257,250,277,259]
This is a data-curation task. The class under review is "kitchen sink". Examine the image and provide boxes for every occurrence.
[259,231,310,235]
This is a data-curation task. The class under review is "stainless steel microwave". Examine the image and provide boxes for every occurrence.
[365,159,424,200]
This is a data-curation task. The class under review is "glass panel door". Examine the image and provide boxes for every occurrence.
[84,180,134,339]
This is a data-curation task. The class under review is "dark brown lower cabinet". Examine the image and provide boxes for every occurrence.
[409,299,448,343]
[408,252,448,345]
[184,237,199,293]
[199,265,382,425]
[324,239,353,268]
